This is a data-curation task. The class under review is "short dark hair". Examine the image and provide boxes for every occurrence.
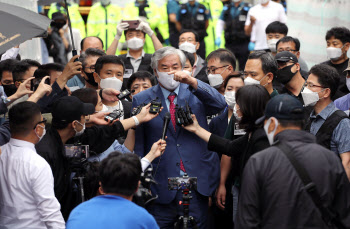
[276,36,301,51]
[79,48,106,69]
[182,50,195,67]
[124,29,146,38]
[265,21,288,35]
[248,51,278,77]
[72,88,98,107]
[80,36,104,50]
[33,68,50,79]
[179,29,199,42]
[0,59,19,81]
[21,59,41,68]
[9,101,41,136]
[83,161,100,200]
[309,64,340,100]
[236,85,270,132]
[95,55,125,75]
[206,48,237,70]
[39,63,65,73]
[325,27,350,44]
[12,61,31,82]
[223,73,244,89]
[278,119,305,129]
[99,152,141,196]
[127,71,157,91]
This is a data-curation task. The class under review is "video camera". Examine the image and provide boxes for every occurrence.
[134,167,158,208]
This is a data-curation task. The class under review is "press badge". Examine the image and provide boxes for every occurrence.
[239,15,247,22]
[124,69,133,78]
[234,122,245,136]
[197,14,205,21]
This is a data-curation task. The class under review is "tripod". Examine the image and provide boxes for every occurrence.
[174,188,198,229]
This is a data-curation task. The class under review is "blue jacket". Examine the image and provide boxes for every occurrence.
[209,108,229,138]
[132,80,226,204]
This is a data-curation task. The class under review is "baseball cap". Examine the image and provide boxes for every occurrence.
[343,59,350,73]
[255,94,304,125]
[275,51,298,63]
[52,96,95,124]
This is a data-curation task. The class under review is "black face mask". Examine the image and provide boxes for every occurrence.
[276,64,297,85]
[3,84,17,97]
[83,71,98,87]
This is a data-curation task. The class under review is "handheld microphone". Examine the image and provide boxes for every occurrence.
[162,112,171,140]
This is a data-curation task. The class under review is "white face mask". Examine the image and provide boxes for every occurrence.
[260,0,269,4]
[301,87,321,107]
[244,75,267,86]
[99,76,123,91]
[326,46,344,61]
[183,70,192,77]
[157,70,180,90]
[224,91,236,109]
[267,39,279,53]
[233,0,241,2]
[179,42,197,54]
[233,104,241,121]
[35,125,46,142]
[127,37,144,50]
[208,66,228,88]
[346,77,350,91]
[75,121,85,137]
[263,117,278,145]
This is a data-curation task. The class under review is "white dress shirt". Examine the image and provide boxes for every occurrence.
[245,1,287,50]
[0,138,65,229]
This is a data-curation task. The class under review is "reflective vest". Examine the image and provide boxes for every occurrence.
[86,2,122,51]
[178,3,207,41]
[48,3,86,38]
[146,1,169,43]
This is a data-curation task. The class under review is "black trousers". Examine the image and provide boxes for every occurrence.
[226,42,250,71]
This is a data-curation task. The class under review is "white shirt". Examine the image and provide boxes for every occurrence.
[0,138,65,229]
[245,1,287,50]
[126,49,145,73]
[106,100,124,120]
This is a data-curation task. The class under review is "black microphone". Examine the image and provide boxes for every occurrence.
[161,112,171,140]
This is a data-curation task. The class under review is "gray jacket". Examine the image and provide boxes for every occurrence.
[236,129,350,229]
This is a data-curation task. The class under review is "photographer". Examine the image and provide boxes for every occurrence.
[35,95,161,219]
[67,152,159,229]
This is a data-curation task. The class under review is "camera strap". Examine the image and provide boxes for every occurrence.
[276,142,344,229]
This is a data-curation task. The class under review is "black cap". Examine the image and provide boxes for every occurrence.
[52,96,95,124]
[275,51,298,63]
[255,94,304,125]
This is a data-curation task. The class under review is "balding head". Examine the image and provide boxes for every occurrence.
[81,37,104,52]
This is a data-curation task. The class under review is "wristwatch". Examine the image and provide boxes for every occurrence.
[1,96,11,105]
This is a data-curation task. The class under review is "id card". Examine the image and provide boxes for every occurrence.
[239,15,247,22]
[124,69,133,78]
[197,14,205,21]
[234,122,246,136]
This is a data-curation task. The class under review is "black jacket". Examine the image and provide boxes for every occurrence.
[208,127,269,179]
[35,121,126,219]
[236,130,350,229]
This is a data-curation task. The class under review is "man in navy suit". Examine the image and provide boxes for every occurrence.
[132,47,226,228]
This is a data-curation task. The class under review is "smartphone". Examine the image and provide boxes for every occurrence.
[31,77,50,91]
[122,20,140,29]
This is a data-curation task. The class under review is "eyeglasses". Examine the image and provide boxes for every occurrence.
[206,65,228,75]
[304,82,324,89]
[83,65,95,72]
[33,118,47,129]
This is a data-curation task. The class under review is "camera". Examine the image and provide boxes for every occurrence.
[64,144,90,159]
[133,167,158,208]
[104,109,124,122]
[149,97,162,114]
[31,77,50,91]
[175,102,193,126]
[168,174,197,191]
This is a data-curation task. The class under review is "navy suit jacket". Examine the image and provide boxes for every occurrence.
[209,108,229,138]
[132,80,226,204]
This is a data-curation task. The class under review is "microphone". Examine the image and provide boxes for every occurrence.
[161,112,171,140]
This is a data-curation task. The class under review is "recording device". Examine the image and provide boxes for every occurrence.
[168,173,198,229]
[31,77,50,91]
[149,97,162,114]
[168,174,197,191]
[175,102,193,126]
[64,144,90,159]
[121,20,140,29]
[131,103,146,116]
[117,89,131,100]
[134,167,158,208]
[104,109,124,122]
[162,112,171,140]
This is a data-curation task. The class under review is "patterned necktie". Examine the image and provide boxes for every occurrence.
[167,93,186,172]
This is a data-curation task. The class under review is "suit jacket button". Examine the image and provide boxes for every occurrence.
[177,144,180,147]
